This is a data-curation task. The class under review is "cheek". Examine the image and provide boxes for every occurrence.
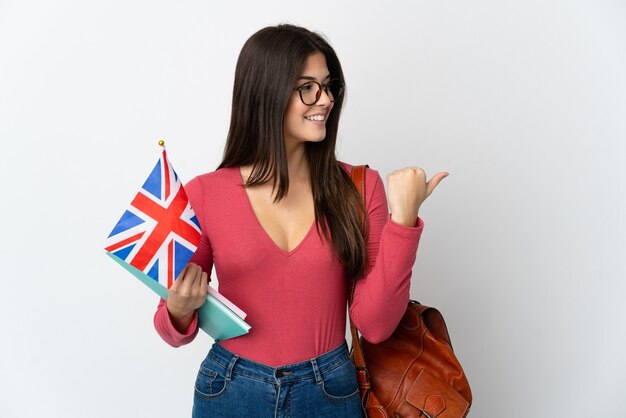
[284,111,305,137]
[284,101,305,124]
[285,110,302,127]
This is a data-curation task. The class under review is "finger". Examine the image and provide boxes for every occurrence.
[192,264,203,285]
[177,264,189,281]
[200,272,209,294]
[185,264,201,288]
[176,264,197,294]
[426,172,449,196]
[191,271,208,300]
[172,264,189,289]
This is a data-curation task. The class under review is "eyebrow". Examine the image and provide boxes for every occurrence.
[297,74,331,81]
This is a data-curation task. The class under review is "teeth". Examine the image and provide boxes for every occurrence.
[305,115,325,121]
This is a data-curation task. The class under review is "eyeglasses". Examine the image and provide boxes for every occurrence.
[293,78,344,106]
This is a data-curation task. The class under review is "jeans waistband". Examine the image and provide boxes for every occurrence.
[207,340,352,384]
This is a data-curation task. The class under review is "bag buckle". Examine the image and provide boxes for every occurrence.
[354,366,370,382]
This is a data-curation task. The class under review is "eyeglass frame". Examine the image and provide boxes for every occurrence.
[292,78,344,106]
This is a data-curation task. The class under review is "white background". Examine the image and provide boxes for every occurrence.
[1,1,625,417]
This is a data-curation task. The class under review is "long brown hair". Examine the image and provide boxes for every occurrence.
[217,24,369,283]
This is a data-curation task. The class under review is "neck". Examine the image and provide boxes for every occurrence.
[284,142,309,183]
[240,143,310,186]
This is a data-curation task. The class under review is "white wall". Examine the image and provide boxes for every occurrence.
[1,1,624,417]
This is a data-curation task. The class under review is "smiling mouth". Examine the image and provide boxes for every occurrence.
[304,114,326,121]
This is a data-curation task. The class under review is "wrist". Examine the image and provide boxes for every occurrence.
[166,302,195,333]
[390,212,418,227]
[166,300,194,320]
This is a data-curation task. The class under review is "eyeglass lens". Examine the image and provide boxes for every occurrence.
[299,80,343,105]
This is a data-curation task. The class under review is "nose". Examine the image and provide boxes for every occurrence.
[316,86,332,106]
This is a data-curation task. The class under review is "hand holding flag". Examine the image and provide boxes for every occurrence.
[167,263,209,331]
[104,141,251,340]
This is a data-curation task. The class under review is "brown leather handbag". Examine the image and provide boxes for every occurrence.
[348,165,472,418]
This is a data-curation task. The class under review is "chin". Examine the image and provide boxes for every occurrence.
[307,135,326,143]
[309,128,327,142]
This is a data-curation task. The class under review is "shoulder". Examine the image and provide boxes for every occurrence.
[185,166,238,188]
[337,160,383,186]
[338,160,386,210]
[184,166,240,199]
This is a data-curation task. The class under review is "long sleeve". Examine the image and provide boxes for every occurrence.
[153,177,214,347]
[348,169,425,343]
[153,298,200,347]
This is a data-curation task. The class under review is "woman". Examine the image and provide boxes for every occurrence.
[154,24,447,417]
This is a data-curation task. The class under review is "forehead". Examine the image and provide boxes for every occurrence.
[299,51,329,79]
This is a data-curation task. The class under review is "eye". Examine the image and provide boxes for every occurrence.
[299,82,314,91]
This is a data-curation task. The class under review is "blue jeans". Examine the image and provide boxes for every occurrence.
[192,339,364,417]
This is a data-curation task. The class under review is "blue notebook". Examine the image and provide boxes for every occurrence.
[106,252,251,340]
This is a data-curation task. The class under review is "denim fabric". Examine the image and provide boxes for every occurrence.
[192,339,364,417]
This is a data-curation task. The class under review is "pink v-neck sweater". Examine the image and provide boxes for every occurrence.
[154,162,424,367]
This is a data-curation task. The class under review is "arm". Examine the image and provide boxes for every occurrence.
[154,297,200,347]
[349,170,425,343]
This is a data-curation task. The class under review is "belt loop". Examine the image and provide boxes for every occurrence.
[310,358,323,384]
[226,354,239,381]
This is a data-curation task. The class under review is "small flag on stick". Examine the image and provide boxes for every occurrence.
[105,141,202,285]
[105,141,250,340]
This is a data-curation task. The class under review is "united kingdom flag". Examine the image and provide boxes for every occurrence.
[104,146,202,289]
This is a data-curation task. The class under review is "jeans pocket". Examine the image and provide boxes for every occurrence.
[194,358,229,399]
[318,358,360,403]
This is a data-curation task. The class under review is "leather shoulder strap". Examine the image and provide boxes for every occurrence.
[348,164,369,371]
[349,164,368,303]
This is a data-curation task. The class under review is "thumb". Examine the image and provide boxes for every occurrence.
[426,172,449,196]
